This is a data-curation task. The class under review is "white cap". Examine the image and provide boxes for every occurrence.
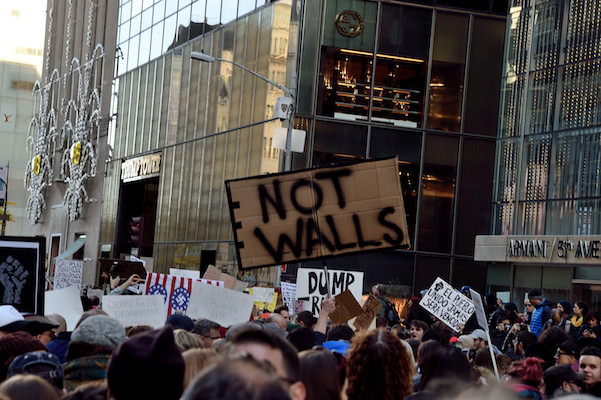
[0,305,24,328]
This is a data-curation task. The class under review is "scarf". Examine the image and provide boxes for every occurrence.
[571,315,583,328]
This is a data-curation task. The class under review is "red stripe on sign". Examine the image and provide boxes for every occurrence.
[144,273,153,294]
[166,275,177,317]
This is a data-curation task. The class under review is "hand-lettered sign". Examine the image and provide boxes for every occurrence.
[226,157,410,269]
[102,295,165,329]
[54,260,83,290]
[186,281,255,327]
[419,277,475,332]
[353,294,382,331]
[296,268,363,315]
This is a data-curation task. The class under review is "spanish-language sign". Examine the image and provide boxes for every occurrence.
[45,286,84,331]
[329,290,363,324]
[296,268,363,315]
[353,294,382,331]
[54,260,83,290]
[419,277,475,332]
[186,281,255,327]
[226,157,410,269]
[102,295,165,328]
[0,236,45,314]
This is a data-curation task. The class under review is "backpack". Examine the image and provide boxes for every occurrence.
[384,298,400,326]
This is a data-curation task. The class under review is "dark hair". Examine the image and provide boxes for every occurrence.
[584,310,601,325]
[516,330,538,349]
[418,345,475,393]
[182,355,291,400]
[288,327,315,352]
[574,301,589,317]
[126,325,154,337]
[538,326,572,354]
[431,321,454,345]
[375,317,388,328]
[89,296,100,307]
[410,320,429,331]
[345,329,413,400]
[274,305,289,314]
[192,319,221,337]
[299,349,341,400]
[581,346,601,358]
[474,348,493,371]
[229,328,301,382]
[296,311,317,327]
[417,340,443,370]
[80,296,93,312]
[375,284,387,296]
[326,325,354,342]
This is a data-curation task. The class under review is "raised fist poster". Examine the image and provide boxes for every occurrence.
[0,236,45,315]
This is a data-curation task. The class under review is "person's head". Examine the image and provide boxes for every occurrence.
[555,341,581,366]
[345,329,413,400]
[66,315,126,361]
[0,332,48,380]
[573,301,589,318]
[192,319,222,349]
[515,330,538,355]
[173,329,204,352]
[0,374,60,400]
[373,284,387,297]
[266,313,288,331]
[417,340,443,370]
[539,326,572,356]
[274,305,291,323]
[584,310,601,327]
[7,351,64,391]
[107,326,185,400]
[504,302,519,323]
[73,309,108,329]
[126,325,154,337]
[182,354,291,400]
[431,321,455,345]
[45,314,66,336]
[496,354,512,376]
[470,329,487,350]
[579,346,601,389]
[457,335,474,351]
[295,311,317,329]
[418,344,475,395]
[166,313,195,332]
[326,324,354,342]
[544,364,585,397]
[181,348,221,390]
[287,327,315,352]
[557,300,572,317]
[228,328,305,400]
[508,357,544,387]
[410,320,428,341]
[528,289,543,306]
[299,349,341,400]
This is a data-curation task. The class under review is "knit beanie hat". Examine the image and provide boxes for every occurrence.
[70,315,126,350]
[558,300,572,314]
[107,325,184,400]
[0,332,48,379]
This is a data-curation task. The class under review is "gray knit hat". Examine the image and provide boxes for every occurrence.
[71,315,126,350]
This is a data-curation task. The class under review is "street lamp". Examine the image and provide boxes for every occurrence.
[190,51,296,171]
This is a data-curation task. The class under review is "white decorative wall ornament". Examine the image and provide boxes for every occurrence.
[25,0,105,224]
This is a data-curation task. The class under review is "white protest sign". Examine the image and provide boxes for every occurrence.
[54,260,83,290]
[419,277,475,332]
[281,282,296,314]
[102,295,165,328]
[170,268,200,279]
[469,288,489,331]
[44,286,84,331]
[296,268,363,315]
[129,255,146,269]
[249,287,275,304]
[186,281,255,327]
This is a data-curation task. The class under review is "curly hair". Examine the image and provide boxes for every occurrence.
[345,329,413,400]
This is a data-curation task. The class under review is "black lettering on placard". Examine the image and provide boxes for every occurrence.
[325,215,357,251]
[258,180,286,223]
[308,271,318,294]
[308,271,329,296]
[253,219,304,263]
[332,272,345,294]
[345,273,355,289]
[352,214,381,247]
[305,218,335,257]
[378,207,404,245]
[314,169,352,208]
[290,179,323,214]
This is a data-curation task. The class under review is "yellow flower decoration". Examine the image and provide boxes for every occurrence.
[32,155,41,175]
[70,142,81,165]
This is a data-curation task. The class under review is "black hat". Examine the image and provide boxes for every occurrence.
[559,341,581,358]
[7,351,64,389]
[107,326,184,400]
[544,364,585,396]
[528,289,542,299]
[165,313,194,332]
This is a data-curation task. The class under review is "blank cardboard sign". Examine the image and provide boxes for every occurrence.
[226,157,410,269]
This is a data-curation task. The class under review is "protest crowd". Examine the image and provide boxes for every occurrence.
[2,277,601,400]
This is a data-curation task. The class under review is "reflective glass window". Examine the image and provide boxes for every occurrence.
[239,0,255,17]
[120,1,132,25]
[150,23,164,60]
[415,256,449,291]
[206,1,221,26]
[165,0,178,17]
[141,7,153,31]
[451,259,487,295]
[322,0,377,53]
[312,120,366,167]
[378,5,431,60]
[176,5,192,45]
[153,0,165,24]
[131,0,143,16]
[163,14,177,52]
[139,29,151,65]
[417,134,458,253]
[127,35,140,72]
[191,0,206,23]
[222,0,238,24]
[426,13,468,132]
[130,13,141,37]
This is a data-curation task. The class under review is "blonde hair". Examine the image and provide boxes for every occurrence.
[182,348,221,389]
[173,329,204,352]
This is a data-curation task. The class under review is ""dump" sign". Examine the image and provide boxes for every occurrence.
[226,157,410,269]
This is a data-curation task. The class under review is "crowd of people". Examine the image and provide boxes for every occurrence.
[0,283,600,399]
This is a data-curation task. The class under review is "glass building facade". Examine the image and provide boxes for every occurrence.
[481,0,601,308]
[101,0,508,294]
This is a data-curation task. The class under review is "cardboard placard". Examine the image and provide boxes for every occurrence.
[353,294,381,331]
[44,286,84,331]
[186,281,255,327]
[54,260,83,290]
[226,157,410,269]
[296,268,363,315]
[102,295,165,328]
[419,277,476,332]
[203,265,248,292]
[0,236,45,314]
[329,290,364,324]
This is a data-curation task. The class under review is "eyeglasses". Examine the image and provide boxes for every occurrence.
[524,304,533,308]
[556,351,571,356]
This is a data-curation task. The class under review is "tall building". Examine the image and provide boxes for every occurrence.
[0,2,47,235]
[476,0,601,308]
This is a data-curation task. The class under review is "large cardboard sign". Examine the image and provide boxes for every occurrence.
[45,286,84,331]
[419,277,475,332]
[296,268,363,315]
[103,295,165,329]
[186,282,255,327]
[226,157,410,269]
[54,260,83,290]
[329,290,363,324]
[353,294,381,331]
[0,236,45,315]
